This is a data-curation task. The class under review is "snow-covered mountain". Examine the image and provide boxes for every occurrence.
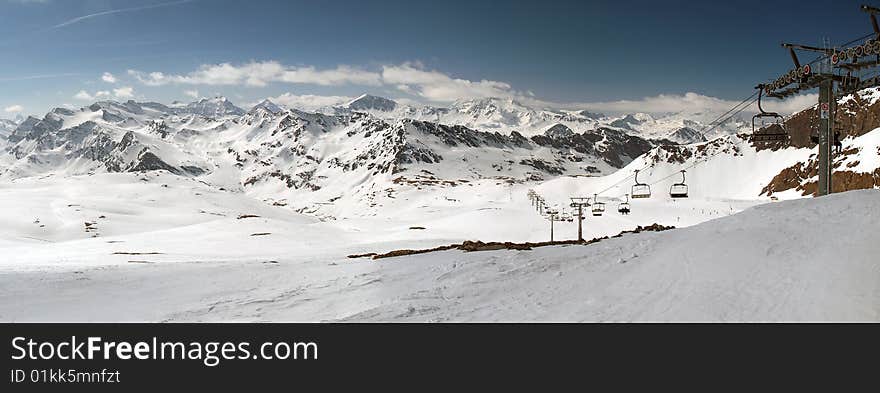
[318,95,744,144]
[537,125,879,208]
[346,94,398,112]
[178,96,245,118]
[250,99,284,115]
[0,118,18,139]
[1,95,878,323]
[527,89,880,212]
[665,126,707,144]
[0,97,657,218]
[5,86,878,223]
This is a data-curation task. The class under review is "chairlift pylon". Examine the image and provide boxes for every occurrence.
[631,169,651,199]
[669,170,689,198]
[751,85,788,143]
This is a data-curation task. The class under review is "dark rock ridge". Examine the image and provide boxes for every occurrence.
[356,223,676,260]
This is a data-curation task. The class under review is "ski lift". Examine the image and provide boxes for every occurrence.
[669,170,689,198]
[591,194,605,216]
[559,209,574,222]
[631,169,651,199]
[618,194,631,215]
[751,85,788,143]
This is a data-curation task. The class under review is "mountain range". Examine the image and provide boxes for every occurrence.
[2,91,878,220]
[331,94,746,144]
[0,95,665,218]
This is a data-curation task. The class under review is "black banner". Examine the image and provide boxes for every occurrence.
[1,323,876,390]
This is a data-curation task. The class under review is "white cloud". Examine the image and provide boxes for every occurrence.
[758,93,818,115]
[101,72,117,83]
[128,61,381,87]
[4,104,24,113]
[113,86,134,98]
[381,62,519,103]
[128,61,522,104]
[561,92,818,116]
[74,90,94,100]
[264,93,353,111]
[74,87,132,101]
[124,60,820,116]
[279,65,381,86]
[565,93,737,115]
[129,61,528,104]
[184,89,199,98]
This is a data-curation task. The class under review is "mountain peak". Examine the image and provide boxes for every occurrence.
[346,94,397,112]
[544,123,574,139]
[184,96,244,117]
[452,96,534,113]
[575,110,605,120]
[251,99,284,114]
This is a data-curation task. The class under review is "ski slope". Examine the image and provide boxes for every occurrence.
[0,186,877,322]
[1,126,878,321]
[0,163,769,274]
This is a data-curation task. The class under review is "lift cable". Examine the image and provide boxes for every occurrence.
[589,25,880,202]
[581,28,876,202]
[643,98,813,190]
[586,90,761,200]
[589,93,760,200]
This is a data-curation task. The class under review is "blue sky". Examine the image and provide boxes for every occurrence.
[0,0,873,117]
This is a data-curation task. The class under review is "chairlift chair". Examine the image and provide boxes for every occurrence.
[751,85,788,143]
[669,170,689,198]
[631,169,651,199]
[591,194,605,216]
[618,194,631,215]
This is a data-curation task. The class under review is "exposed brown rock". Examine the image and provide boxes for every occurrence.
[762,141,877,196]
[759,89,880,151]
[365,223,675,260]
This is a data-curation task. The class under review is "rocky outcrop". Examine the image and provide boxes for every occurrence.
[762,157,880,196]
[544,123,575,139]
[757,88,880,195]
[764,87,880,150]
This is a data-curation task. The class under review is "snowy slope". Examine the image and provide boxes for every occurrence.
[536,126,880,211]
[0,189,876,322]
